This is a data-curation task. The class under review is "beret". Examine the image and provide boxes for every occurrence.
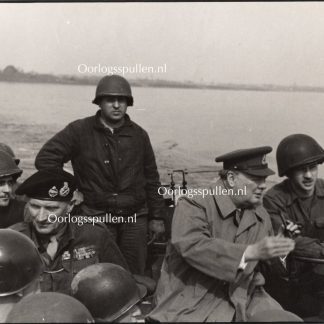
[16,168,76,201]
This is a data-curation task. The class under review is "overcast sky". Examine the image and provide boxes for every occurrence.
[1,2,324,86]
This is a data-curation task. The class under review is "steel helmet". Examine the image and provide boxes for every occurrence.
[71,263,146,321]
[0,143,20,165]
[92,75,133,106]
[276,134,324,177]
[0,229,43,296]
[0,151,22,180]
[6,292,94,323]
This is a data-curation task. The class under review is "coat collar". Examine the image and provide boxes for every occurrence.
[213,179,266,236]
[213,179,237,219]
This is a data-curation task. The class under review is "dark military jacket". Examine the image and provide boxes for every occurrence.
[0,198,25,228]
[264,179,324,259]
[34,112,165,219]
[10,221,129,295]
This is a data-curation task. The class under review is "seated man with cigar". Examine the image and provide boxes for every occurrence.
[148,146,297,322]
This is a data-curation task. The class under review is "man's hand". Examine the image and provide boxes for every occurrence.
[245,236,295,262]
[148,219,165,241]
[279,219,301,238]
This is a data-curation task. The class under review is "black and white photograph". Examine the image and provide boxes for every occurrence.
[0,2,324,322]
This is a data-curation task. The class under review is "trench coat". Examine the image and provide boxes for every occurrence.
[148,180,281,322]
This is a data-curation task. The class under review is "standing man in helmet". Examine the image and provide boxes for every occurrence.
[35,75,165,275]
[263,133,324,319]
[0,229,43,322]
[0,150,25,228]
[10,168,129,295]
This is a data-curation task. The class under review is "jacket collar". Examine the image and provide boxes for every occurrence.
[93,110,133,133]
[32,223,74,252]
[285,178,324,206]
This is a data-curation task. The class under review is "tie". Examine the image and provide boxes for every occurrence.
[46,235,58,260]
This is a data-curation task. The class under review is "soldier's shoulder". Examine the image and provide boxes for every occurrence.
[264,179,290,201]
[67,115,95,130]
[176,194,209,210]
[72,221,108,237]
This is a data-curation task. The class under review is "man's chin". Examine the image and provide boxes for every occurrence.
[34,225,55,235]
[246,198,263,209]
[0,198,10,207]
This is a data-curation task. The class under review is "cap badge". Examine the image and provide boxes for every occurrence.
[59,182,70,197]
[262,155,267,165]
[48,186,58,198]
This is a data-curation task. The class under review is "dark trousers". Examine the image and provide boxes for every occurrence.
[106,215,148,275]
[265,268,324,319]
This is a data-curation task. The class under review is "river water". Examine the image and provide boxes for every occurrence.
[1,81,324,186]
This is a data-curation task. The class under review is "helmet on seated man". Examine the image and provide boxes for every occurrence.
[71,263,147,322]
[0,229,43,322]
[6,292,94,323]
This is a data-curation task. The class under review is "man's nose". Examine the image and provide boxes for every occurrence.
[2,183,11,193]
[302,167,313,178]
[36,208,49,222]
[258,180,267,190]
[113,99,120,108]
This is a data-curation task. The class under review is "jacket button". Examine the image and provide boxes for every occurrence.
[104,160,110,164]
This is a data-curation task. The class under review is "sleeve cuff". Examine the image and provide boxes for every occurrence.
[238,251,248,270]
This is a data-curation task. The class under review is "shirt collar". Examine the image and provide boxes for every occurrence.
[93,110,132,131]
[286,178,324,206]
[31,223,73,251]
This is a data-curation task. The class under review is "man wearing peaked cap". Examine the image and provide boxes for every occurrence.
[215,146,275,177]
[263,134,324,320]
[148,146,296,322]
[10,168,130,296]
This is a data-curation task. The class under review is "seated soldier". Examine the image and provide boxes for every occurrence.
[0,151,25,228]
[10,168,129,295]
[0,229,43,322]
[71,263,147,322]
[264,134,324,319]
